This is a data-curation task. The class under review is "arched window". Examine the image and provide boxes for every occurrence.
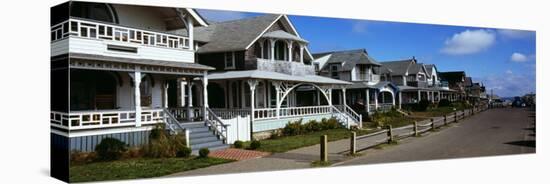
[70,2,117,23]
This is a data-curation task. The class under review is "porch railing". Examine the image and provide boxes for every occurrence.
[50,108,164,130]
[162,108,186,135]
[51,18,190,49]
[167,107,202,121]
[336,104,363,128]
[330,106,350,128]
[252,105,333,120]
[211,108,251,119]
[206,108,229,143]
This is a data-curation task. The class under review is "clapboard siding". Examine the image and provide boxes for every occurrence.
[67,37,195,63]
[253,114,333,132]
[51,39,69,57]
[68,130,152,152]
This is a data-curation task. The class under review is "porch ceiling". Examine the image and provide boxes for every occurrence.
[69,53,214,76]
[208,70,352,85]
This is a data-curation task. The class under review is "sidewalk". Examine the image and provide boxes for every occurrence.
[168,111,475,177]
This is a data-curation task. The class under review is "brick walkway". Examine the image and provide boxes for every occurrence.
[208,148,270,161]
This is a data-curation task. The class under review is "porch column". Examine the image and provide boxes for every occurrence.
[417,90,421,101]
[287,41,293,62]
[186,15,194,51]
[374,90,379,110]
[202,72,209,121]
[392,92,396,106]
[299,44,304,63]
[366,89,370,112]
[130,68,143,127]
[163,82,169,108]
[187,78,194,121]
[316,90,321,106]
[270,39,276,61]
[180,79,186,107]
[272,81,281,119]
[438,92,441,101]
[398,91,402,109]
[342,88,347,107]
[247,79,258,137]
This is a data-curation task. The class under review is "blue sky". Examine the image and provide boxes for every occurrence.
[197,9,536,97]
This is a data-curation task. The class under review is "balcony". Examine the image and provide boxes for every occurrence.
[356,73,380,83]
[251,58,316,76]
[406,81,428,88]
[51,18,194,63]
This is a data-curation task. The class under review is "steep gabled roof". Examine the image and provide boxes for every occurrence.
[379,58,415,76]
[194,14,281,53]
[312,49,381,71]
[464,77,473,87]
[424,64,436,76]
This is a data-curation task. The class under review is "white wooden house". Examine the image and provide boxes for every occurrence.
[50,2,217,154]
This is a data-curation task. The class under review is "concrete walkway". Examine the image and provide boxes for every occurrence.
[168,110,474,177]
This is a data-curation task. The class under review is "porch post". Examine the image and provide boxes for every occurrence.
[287,41,293,62]
[317,90,321,106]
[366,89,370,112]
[180,79,186,107]
[438,92,441,101]
[130,68,142,127]
[270,39,276,61]
[374,90,379,110]
[342,88,347,107]
[392,92,396,106]
[186,15,194,51]
[259,39,264,59]
[299,44,304,64]
[202,72,209,121]
[247,79,258,137]
[273,81,281,119]
[187,78,194,121]
[417,90,421,101]
[398,91,402,109]
[163,82,169,108]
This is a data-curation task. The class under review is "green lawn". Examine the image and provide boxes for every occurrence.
[243,128,375,153]
[69,157,233,183]
[365,110,425,128]
[411,106,464,118]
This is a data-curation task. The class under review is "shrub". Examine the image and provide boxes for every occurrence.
[438,99,451,107]
[70,151,97,165]
[94,137,127,161]
[233,140,244,148]
[303,120,322,132]
[415,100,430,111]
[176,146,192,158]
[143,125,188,158]
[321,117,341,130]
[249,140,261,150]
[282,119,303,136]
[198,148,210,158]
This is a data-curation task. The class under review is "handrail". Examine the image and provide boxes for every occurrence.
[163,108,186,135]
[331,106,350,129]
[338,104,363,128]
[206,107,229,143]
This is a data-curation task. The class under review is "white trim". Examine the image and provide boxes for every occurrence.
[244,15,283,50]
[184,8,208,27]
[63,126,155,138]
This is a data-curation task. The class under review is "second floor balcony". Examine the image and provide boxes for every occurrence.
[250,58,316,76]
[356,73,380,83]
[51,18,194,63]
[406,80,428,88]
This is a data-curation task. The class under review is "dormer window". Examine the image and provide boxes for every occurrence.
[225,52,235,69]
[330,64,339,79]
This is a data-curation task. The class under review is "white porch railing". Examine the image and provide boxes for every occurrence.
[211,108,251,119]
[336,104,363,128]
[51,18,190,49]
[50,108,164,131]
[252,105,332,120]
[206,108,229,143]
[167,107,202,121]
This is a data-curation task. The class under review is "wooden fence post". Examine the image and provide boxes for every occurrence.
[431,118,435,131]
[387,125,393,143]
[462,109,466,119]
[320,135,328,162]
[350,132,356,155]
[444,115,447,126]
[454,111,458,123]
[413,121,418,136]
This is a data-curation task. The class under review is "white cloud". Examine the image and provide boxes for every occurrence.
[441,29,496,55]
[498,29,534,39]
[505,69,513,74]
[196,9,248,22]
[510,52,528,62]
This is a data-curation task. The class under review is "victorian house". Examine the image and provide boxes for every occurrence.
[193,14,361,140]
[439,71,468,101]
[313,49,398,114]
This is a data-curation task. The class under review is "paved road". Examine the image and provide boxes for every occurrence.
[336,108,535,166]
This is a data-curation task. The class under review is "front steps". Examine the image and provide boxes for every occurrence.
[178,122,229,154]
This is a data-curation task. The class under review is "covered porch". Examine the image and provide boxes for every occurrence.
[205,70,359,132]
[398,86,441,105]
[50,53,214,134]
[333,81,398,114]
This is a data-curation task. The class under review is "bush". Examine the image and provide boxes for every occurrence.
[94,137,127,161]
[321,117,341,130]
[143,124,188,158]
[415,100,430,111]
[249,140,261,150]
[176,146,192,158]
[233,140,244,148]
[282,119,303,136]
[438,99,451,107]
[303,120,322,132]
[70,151,97,165]
[198,148,210,158]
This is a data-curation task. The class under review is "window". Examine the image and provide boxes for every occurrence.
[330,64,339,79]
[358,65,368,80]
[225,52,235,69]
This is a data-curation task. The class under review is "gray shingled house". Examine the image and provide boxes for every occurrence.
[313,49,399,114]
[193,14,362,140]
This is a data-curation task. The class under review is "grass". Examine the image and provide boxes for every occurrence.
[69,157,233,183]
[242,128,375,153]
[311,160,331,167]
[365,110,425,128]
